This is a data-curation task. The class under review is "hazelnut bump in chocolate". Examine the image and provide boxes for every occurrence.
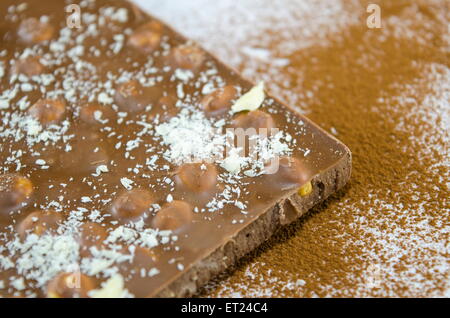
[11,56,45,77]
[175,163,218,193]
[17,210,63,240]
[201,85,238,117]
[27,99,66,126]
[168,44,206,72]
[233,110,276,131]
[17,17,54,44]
[152,201,193,231]
[0,174,33,214]
[79,103,116,125]
[114,80,146,112]
[111,189,154,222]
[128,21,163,53]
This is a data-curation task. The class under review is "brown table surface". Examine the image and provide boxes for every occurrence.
[135,0,449,297]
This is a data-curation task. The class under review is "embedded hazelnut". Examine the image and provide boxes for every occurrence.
[169,44,206,71]
[128,21,163,53]
[298,181,313,196]
[176,163,218,193]
[27,99,66,126]
[18,18,54,44]
[232,110,276,132]
[114,80,145,112]
[79,103,115,125]
[11,56,45,77]
[0,174,33,213]
[152,201,193,231]
[267,156,309,186]
[111,189,154,221]
[201,85,238,116]
[17,210,63,240]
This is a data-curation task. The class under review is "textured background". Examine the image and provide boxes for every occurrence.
[134,0,449,297]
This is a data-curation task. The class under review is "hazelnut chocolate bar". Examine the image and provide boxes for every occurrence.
[0,0,351,298]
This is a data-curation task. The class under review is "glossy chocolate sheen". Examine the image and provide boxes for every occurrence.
[0,0,349,297]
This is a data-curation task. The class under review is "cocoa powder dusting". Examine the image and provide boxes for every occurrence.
[143,0,449,297]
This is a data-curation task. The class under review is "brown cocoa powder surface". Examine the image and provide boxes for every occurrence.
[138,0,449,297]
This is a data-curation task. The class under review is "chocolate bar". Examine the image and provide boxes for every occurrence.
[0,0,351,297]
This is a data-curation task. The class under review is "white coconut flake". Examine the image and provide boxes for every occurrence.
[120,178,134,190]
[232,81,265,113]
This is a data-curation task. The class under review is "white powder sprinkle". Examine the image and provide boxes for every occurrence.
[120,178,134,190]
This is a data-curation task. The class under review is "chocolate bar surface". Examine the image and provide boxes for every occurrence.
[0,0,351,297]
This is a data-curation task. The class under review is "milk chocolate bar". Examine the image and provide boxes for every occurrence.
[0,0,351,298]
